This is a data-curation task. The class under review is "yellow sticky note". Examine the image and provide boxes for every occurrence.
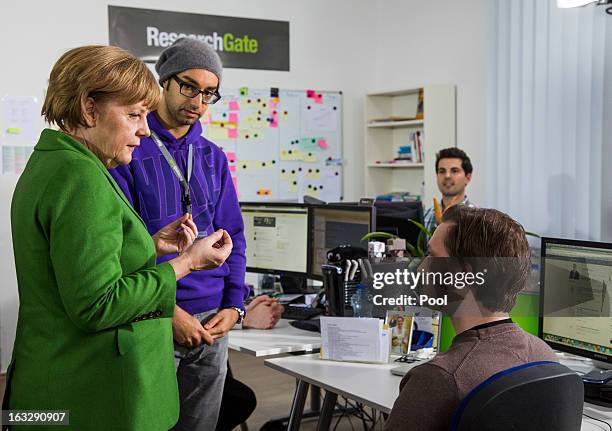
[303,152,317,163]
[280,168,298,181]
[305,185,320,197]
[305,168,321,180]
[280,149,303,161]
[6,127,21,135]
[237,160,274,171]
[208,126,229,141]
[288,181,298,193]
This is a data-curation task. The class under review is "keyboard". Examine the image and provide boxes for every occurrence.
[281,306,322,321]
[289,319,321,333]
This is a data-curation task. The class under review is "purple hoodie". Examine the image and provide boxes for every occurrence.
[110,112,247,314]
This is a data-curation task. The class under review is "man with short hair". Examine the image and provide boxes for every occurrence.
[423,147,475,233]
[384,206,557,431]
[111,37,246,430]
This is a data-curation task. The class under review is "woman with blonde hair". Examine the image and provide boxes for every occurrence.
[5,45,232,430]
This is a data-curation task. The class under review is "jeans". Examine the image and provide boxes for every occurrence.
[170,309,229,431]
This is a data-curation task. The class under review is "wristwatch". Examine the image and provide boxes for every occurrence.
[226,306,245,324]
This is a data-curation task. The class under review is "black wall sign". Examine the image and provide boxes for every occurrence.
[108,6,290,71]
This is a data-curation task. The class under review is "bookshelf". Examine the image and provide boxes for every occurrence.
[364,85,456,206]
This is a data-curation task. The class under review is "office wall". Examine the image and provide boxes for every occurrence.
[0,0,376,370]
[372,0,489,207]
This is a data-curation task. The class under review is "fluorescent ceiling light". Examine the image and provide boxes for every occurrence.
[557,0,598,7]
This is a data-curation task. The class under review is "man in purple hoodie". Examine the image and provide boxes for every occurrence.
[111,38,246,430]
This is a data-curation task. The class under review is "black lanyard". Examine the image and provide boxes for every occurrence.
[150,131,194,214]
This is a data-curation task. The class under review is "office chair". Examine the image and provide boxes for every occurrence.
[450,361,584,431]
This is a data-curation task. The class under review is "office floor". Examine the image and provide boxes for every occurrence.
[0,353,385,430]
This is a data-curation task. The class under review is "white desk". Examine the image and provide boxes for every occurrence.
[228,319,321,357]
[265,354,612,431]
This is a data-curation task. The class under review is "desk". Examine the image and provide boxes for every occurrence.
[265,354,612,431]
[228,319,323,426]
[228,319,321,357]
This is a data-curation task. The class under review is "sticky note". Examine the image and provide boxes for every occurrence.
[280,149,303,161]
[317,139,329,150]
[228,100,240,111]
[280,168,297,181]
[228,113,238,124]
[240,87,249,96]
[306,89,316,98]
[306,168,321,180]
[226,151,237,163]
[232,176,239,195]
[288,181,298,193]
[315,94,324,104]
[229,165,237,173]
[303,153,317,163]
[269,99,279,109]
[208,126,228,141]
[227,128,238,139]
[270,113,279,129]
[6,127,21,135]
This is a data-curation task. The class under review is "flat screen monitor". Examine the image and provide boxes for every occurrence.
[374,200,424,249]
[310,205,376,278]
[539,237,612,366]
[240,202,310,276]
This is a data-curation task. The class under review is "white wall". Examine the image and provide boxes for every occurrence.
[601,16,612,241]
[0,0,376,370]
[373,0,489,206]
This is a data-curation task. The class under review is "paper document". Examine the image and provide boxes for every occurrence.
[320,316,390,363]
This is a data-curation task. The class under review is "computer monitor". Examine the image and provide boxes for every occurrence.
[374,200,424,249]
[240,202,310,276]
[309,204,376,278]
[539,237,612,367]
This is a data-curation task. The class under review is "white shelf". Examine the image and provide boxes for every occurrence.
[367,120,424,129]
[364,85,456,203]
[367,163,424,168]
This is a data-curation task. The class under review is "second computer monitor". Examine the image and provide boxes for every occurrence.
[310,205,376,277]
[374,200,424,249]
[539,237,612,366]
[241,203,310,276]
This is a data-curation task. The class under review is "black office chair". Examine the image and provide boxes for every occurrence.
[450,361,584,431]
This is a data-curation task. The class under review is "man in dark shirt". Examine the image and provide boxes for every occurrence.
[385,206,557,431]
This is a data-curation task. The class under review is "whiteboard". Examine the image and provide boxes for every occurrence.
[202,88,343,202]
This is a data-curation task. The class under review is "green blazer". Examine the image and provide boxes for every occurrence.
[7,129,179,430]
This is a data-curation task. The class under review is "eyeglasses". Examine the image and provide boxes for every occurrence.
[172,75,221,105]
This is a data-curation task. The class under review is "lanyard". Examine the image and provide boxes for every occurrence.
[150,130,194,214]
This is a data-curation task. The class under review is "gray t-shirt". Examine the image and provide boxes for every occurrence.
[384,321,557,431]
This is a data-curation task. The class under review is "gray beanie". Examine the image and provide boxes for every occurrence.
[155,37,223,86]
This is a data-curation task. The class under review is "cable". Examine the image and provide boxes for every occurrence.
[583,413,612,431]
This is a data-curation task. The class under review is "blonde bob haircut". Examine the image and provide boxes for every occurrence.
[42,45,160,132]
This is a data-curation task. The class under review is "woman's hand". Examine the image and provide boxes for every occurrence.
[169,229,233,280]
[153,214,198,256]
[184,229,233,271]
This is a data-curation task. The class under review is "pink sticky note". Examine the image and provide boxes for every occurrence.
[306,89,315,98]
[317,139,329,149]
[229,165,237,172]
[232,176,238,192]
[229,100,240,111]
[315,94,324,104]
[270,112,279,128]
[228,113,238,124]
[227,129,238,139]
[226,151,237,163]
[269,100,279,109]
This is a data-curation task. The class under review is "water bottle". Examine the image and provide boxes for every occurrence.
[351,284,373,318]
